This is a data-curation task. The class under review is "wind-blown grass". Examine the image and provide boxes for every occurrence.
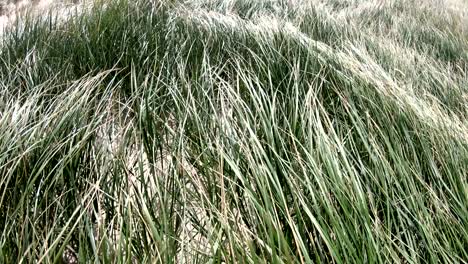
[0,0,467,263]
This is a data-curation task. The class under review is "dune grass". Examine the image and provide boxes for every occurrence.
[0,0,467,262]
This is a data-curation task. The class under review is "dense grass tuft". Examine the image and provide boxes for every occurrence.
[0,0,467,262]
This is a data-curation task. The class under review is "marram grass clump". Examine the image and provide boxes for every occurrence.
[0,0,467,263]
